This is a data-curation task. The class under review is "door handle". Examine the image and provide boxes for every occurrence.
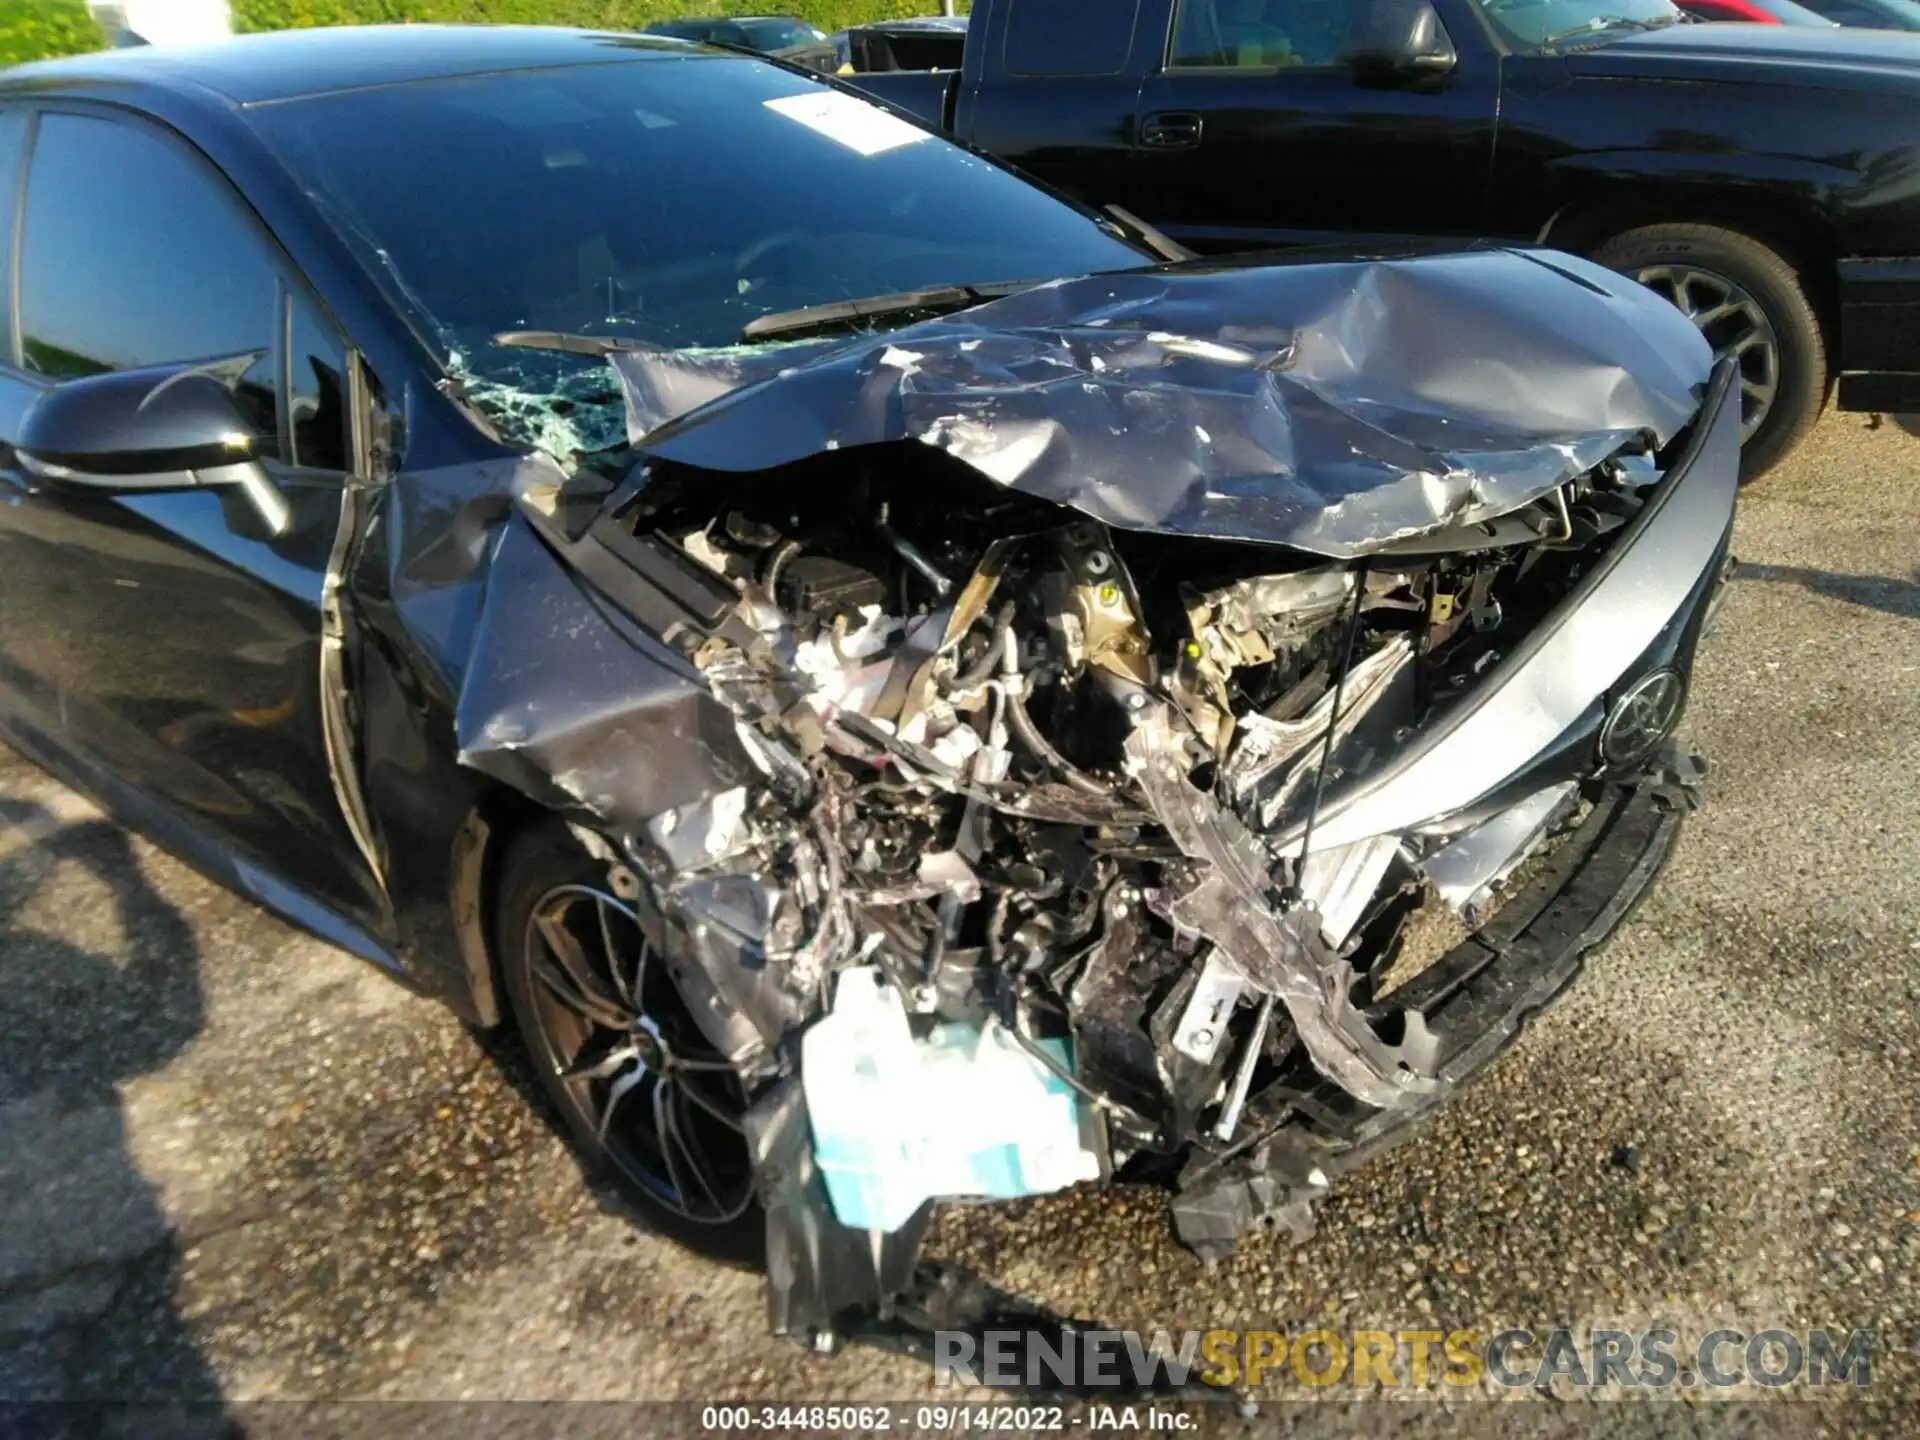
[1140,111,1203,149]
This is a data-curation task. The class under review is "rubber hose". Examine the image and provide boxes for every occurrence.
[1005,686,1112,797]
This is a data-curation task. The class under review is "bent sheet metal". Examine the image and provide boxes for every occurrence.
[612,248,1710,556]
[440,250,1732,1346]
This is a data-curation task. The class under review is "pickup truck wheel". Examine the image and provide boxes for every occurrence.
[1590,224,1826,481]
[496,818,764,1261]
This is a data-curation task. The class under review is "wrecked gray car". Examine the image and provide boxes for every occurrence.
[0,29,1733,1352]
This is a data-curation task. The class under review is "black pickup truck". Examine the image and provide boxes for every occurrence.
[852,0,1920,477]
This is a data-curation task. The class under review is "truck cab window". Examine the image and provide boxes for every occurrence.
[1171,0,1354,69]
[1004,0,1140,74]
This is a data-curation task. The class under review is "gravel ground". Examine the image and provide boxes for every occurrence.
[1,411,1916,1435]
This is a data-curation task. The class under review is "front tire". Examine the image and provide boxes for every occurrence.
[1591,223,1826,482]
[494,818,764,1260]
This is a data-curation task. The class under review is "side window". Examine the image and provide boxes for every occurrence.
[1004,0,1140,75]
[0,110,28,365]
[1170,0,1354,70]
[20,113,277,382]
[18,112,355,474]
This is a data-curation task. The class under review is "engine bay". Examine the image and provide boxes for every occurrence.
[508,442,1669,1262]
[432,246,1734,1352]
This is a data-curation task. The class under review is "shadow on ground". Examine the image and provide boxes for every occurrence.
[0,795,233,1436]
[1732,562,1920,621]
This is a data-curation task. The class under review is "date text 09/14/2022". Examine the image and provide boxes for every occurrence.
[698,1404,1198,1430]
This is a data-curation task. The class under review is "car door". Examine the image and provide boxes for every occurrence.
[0,108,42,723]
[1125,0,1502,249]
[954,0,1154,206]
[0,105,387,937]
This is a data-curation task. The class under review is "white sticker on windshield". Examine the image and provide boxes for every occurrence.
[762,91,931,157]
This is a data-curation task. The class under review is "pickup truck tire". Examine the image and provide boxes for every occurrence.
[495,817,765,1261]
[1590,223,1826,482]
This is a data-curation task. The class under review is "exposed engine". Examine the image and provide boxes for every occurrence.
[451,249,1733,1353]
[526,446,1665,1234]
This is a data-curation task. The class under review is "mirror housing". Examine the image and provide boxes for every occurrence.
[1345,0,1458,80]
[16,355,291,536]
[18,354,272,477]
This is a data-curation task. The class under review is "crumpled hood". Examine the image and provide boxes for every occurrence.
[613,247,1711,558]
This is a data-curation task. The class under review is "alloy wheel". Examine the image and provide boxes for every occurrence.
[1634,263,1780,442]
[520,883,756,1224]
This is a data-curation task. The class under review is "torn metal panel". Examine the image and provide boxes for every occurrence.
[1127,707,1440,1111]
[645,787,754,871]
[658,873,816,1064]
[1167,749,1706,1261]
[1169,950,1244,1066]
[452,511,756,824]
[432,280,1737,1322]
[1275,371,1740,854]
[618,250,1710,557]
[1296,834,1402,948]
[1225,636,1415,829]
[1419,781,1578,924]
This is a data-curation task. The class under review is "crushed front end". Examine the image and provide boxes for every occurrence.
[451,252,1739,1344]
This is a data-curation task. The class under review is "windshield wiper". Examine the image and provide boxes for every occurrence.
[1102,204,1194,263]
[1541,13,1680,44]
[491,330,646,357]
[739,279,1041,343]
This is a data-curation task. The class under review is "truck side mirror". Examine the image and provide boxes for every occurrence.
[1345,0,1458,80]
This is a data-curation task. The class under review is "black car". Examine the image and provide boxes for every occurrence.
[0,26,1734,1345]
[642,13,839,71]
[852,0,1920,480]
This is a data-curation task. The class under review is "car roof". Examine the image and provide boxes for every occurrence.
[1,24,718,107]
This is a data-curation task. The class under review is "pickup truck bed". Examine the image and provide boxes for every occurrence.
[852,69,953,129]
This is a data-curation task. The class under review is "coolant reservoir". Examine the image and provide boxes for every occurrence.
[801,967,1101,1232]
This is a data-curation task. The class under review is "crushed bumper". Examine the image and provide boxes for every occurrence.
[1171,746,1707,1257]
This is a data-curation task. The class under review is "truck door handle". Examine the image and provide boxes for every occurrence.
[1140,111,1203,149]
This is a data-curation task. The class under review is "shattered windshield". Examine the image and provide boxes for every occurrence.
[1470,0,1684,46]
[252,54,1143,457]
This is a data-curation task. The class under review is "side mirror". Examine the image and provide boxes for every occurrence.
[1345,0,1458,80]
[16,354,292,537]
